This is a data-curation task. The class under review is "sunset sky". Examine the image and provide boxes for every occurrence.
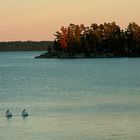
[0,0,140,41]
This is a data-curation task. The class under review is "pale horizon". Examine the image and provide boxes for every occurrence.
[0,0,140,41]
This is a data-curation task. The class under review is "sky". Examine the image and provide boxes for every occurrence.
[0,0,140,41]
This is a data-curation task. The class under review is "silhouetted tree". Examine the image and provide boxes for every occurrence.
[52,22,140,57]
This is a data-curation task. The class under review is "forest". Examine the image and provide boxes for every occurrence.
[38,22,140,58]
[0,41,53,51]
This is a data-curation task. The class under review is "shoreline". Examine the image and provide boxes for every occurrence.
[35,51,140,59]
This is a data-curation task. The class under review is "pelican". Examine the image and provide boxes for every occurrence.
[22,109,28,117]
[5,110,12,118]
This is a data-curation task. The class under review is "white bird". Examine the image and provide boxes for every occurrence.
[22,109,28,117]
[5,110,12,118]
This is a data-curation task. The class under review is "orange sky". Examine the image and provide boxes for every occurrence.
[0,0,140,41]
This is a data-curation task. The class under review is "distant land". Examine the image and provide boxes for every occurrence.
[0,41,53,51]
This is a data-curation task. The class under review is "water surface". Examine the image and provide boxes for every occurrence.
[0,52,140,140]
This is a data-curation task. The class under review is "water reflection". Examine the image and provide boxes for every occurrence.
[22,115,28,123]
[6,116,12,121]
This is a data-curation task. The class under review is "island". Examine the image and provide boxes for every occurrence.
[36,22,140,59]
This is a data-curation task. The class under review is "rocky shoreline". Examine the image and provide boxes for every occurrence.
[35,51,125,59]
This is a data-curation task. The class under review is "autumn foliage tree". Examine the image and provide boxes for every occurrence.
[53,22,140,57]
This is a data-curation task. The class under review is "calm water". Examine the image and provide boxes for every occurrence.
[0,52,140,140]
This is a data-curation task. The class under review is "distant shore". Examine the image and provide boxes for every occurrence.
[0,41,53,51]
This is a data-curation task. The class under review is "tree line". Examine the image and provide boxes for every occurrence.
[0,41,53,51]
[52,22,140,57]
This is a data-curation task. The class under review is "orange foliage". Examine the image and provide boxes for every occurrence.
[59,26,67,48]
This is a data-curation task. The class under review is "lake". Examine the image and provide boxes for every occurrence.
[0,51,140,140]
